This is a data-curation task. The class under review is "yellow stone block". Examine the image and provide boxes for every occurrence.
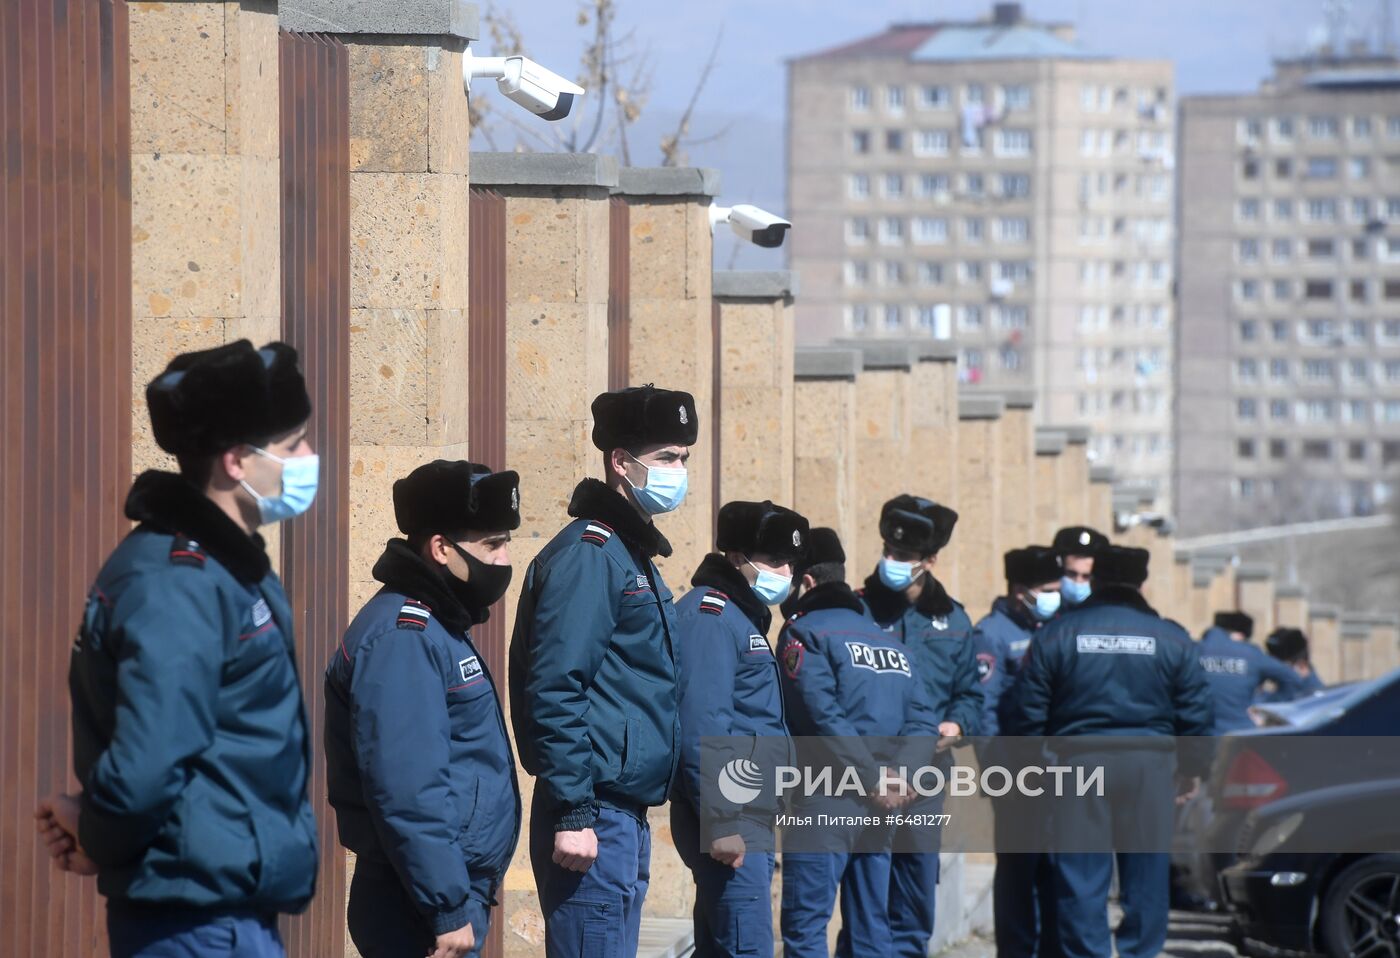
[346,43,430,173]
[428,45,471,175]
[129,1,227,155]
[506,302,609,424]
[349,171,470,311]
[502,192,592,305]
[224,0,279,160]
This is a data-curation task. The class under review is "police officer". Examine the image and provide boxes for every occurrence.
[972,546,1063,958]
[325,461,522,958]
[510,384,697,958]
[672,500,809,958]
[37,341,320,958]
[777,528,938,958]
[1259,627,1325,702]
[1196,611,1304,733]
[858,495,983,958]
[1005,546,1214,958]
[1052,526,1109,610]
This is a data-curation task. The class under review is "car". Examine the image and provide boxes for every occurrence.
[1219,777,1400,957]
[1178,668,1400,908]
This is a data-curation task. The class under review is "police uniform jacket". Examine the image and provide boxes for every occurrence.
[971,596,1039,736]
[325,539,520,935]
[69,471,318,911]
[859,572,984,736]
[1195,627,1305,733]
[509,479,681,831]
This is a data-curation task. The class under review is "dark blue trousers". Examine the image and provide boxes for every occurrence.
[993,853,1058,958]
[887,788,947,958]
[347,858,493,958]
[671,798,775,958]
[107,905,282,958]
[531,794,651,958]
[781,851,892,958]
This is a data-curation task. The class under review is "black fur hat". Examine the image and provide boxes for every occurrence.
[1004,546,1062,587]
[393,461,522,535]
[879,494,958,555]
[716,501,810,562]
[795,527,845,576]
[1265,627,1308,661]
[591,385,699,452]
[1052,525,1110,558]
[1215,611,1255,639]
[1092,545,1151,587]
[146,340,311,457]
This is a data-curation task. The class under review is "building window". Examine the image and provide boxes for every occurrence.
[848,304,869,331]
[914,129,950,156]
[1386,359,1400,383]
[1349,319,1370,341]
[1237,279,1260,301]
[1238,238,1260,262]
[1242,157,1260,179]
[1272,279,1292,301]
[884,304,903,329]
[1237,438,1256,458]
[1386,279,1400,300]
[1240,118,1263,143]
[1308,115,1339,139]
[1273,116,1294,140]
[995,304,1029,329]
[1239,198,1260,221]
[1237,398,1258,420]
[882,261,905,286]
[996,129,1032,156]
[916,261,944,285]
[1304,318,1335,341]
[997,260,1032,282]
[1349,157,1372,179]
[850,86,871,111]
[1237,358,1259,382]
[996,217,1030,243]
[1349,358,1370,382]
[919,85,950,109]
[1271,319,1289,342]
[885,84,905,114]
[1306,238,1335,259]
[1388,116,1400,138]
[1303,399,1335,422]
[959,260,983,282]
[1236,478,1257,499]
[1000,346,1023,370]
[1303,358,1336,381]
[1386,401,1400,424]
[916,305,940,331]
[1305,156,1338,179]
[913,217,948,244]
[963,217,984,243]
[916,173,950,197]
[1274,158,1293,178]
[1354,116,1373,138]
[878,216,904,245]
[1302,440,1332,461]
[964,83,984,105]
[964,172,985,197]
[958,304,984,330]
[846,217,870,244]
[1270,358,1289,381]
[1003,85,1032,110]
[1305,198,1338,221]
[1270,438,1288,459]
[885,129,904,152]
[883,173,905,198]
[1349,441,1368,462]
[1304,279,1334,300]
[1351,279,1369,303]
[852,130,871,154]
[1272,198,1293,221]
[1384,441,1400,464]
[1271,238,1292,261]
[1270,399,1290,421]
[844,261,870,287]
[999,173,1031,198]
[1385,319,1400,340]
[848,173,870,199]
[1239,319,1257,341]
[1351,197,1372,222]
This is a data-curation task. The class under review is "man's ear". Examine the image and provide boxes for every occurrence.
[607,447,630,481]
[216,445,251,485]
[802,573,817,592]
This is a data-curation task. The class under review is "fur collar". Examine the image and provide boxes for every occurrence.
[992,594,1038,631]
[860,570,955,623]
[567,478,672,558]
[1078,584,1158,617]
[788,581,867,618]
[691,553,771,634]
[371,538,477,632]
[124,470,270,584]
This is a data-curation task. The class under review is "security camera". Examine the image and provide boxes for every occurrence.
[709,203,791,248]
[463,44,584,121]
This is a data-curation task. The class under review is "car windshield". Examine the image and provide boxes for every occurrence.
[1252,669,1400,730]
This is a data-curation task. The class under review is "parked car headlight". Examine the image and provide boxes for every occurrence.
[1250,812,1305,859]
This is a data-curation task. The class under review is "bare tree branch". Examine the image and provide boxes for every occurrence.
[659,27,723,167]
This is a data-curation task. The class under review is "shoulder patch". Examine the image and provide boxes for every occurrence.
[699,590,728,616]
[168,533,206,569]
[781,639,805,677]
[748,634,771,654]
[397,599,431,631]
[581,521,614,547]
[976,651,996,682]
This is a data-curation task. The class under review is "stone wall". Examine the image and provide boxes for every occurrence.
[908,344,961,593]
[954,396,1006,619]
[793,349,861,563]
[846,344,917,577]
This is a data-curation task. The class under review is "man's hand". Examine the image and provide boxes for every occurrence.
[553,828,598,873]
[709,833,746,870]
[429,921,475,958]
[1175,775,1201,807]
[35,792,98,876]
[872,770,911,811]
[936,721,963,753]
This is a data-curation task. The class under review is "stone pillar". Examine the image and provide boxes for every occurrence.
[1053,425,1092,528]
[1210,560,1238,624]
[1340,618,1372,682]
[1364,614,1400,677]
[1172,553,1196,632]
[1188,561,1216,637]
[618,167,719,586]
[1088,466,1116,534]
[955,395,1006,617]
[1308,605,1342,682]
[908,342,960,592]
[846,343,918,576]
[1274,585,1310,630]
[128,0,282,470]
[1145,528,1176,613]
[713,271,796,509]
[998,390,1036,552]
[1032,430,1067,545]
[1234,564,1277,640]
[793,349,861,572]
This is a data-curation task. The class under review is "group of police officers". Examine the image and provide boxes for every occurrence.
[33,341,1326,958]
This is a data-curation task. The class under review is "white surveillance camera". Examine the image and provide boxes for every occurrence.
[709,203,791,249]
[463,44,584,121]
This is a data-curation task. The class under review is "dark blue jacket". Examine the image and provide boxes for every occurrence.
[673,555,787,805]
[859,572,984,736]
[325,541,520,935]
[69,472,318,911]
[1004,586,1214,772]
[971,596,1040,736]
[1254,666,1324,704]
[1193,627,1305,732]
[510,479,681,831]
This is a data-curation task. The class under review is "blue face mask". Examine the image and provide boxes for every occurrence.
[625,454,689,515]
[747,559,792,606]
[1060,576,1091,605]
[241,446,320,525]
[878,557,920,591]
[1024,588,1062,621]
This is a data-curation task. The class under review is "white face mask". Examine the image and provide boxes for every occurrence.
[624,453,689,515]
[240,446,319,524]
[746,559,793,606]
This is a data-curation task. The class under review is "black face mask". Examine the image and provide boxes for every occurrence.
[442,540,513,612]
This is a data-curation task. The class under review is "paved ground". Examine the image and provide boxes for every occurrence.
[934,910,1241,958]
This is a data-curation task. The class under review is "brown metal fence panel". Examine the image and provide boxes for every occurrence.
[0,0,132,954]
[467,185,507,958]
[711,298,723,534]
[608,197,631,391]
[279,30,351,958]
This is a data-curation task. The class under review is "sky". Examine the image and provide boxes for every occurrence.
[471,0,1389,266]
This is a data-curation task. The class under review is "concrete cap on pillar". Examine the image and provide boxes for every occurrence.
[1340,618,1374,639]
[1309,604,1340,620]
[1089,464,1115,484]
[615,167,721,197]
[468,152,619,188]
[1000,388,1036,410]
[795,348,861,381]
[1349,612,1400,626]
[834,340,917,371]
[280,0,480,38]
[713,271,798,300]
[1035,430,1067,455]
[1235,563,1274,582]
[958,394,1005,421]
[1046,424,1090,445]
[1274,584,1307,599]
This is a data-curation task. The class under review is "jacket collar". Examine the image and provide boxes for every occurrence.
[1078,584,1159,617]
[1199,626,1236,646]
[691,553,771,634]
[371,538,477,632]
[860,569,955,622]
[789,580,867,618]
[567,478,672,558]
[992,594,1038,631]
[124,470,270,584]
